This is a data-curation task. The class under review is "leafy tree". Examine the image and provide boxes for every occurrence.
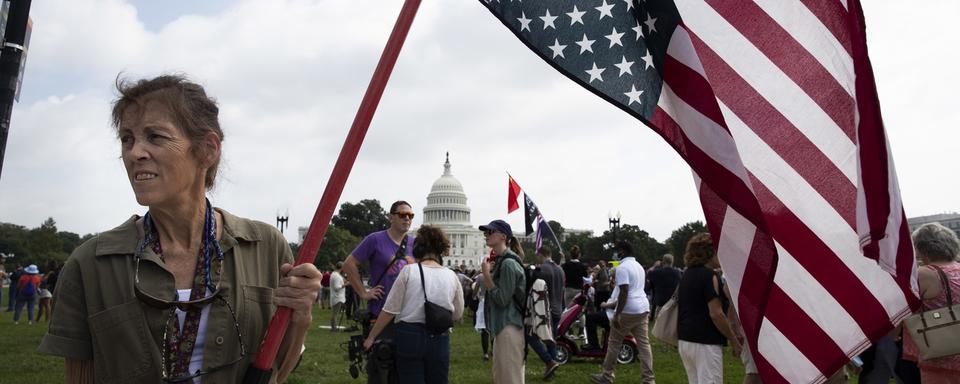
[331,199,390,238]
[314,225,360,271]
[547,220,564,240]
[27,218,67,264]
[0,218,83,267]
[665,221,708,261]
[585,224,667,267]
[618,225,668,267]
[0,223,29,266]
[58,231,83,254]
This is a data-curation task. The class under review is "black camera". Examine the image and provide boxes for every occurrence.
[369,338,394,371]
[344,334,394,380]
[345,334,365,379]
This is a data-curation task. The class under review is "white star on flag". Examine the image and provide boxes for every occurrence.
[517,12,532,32]
[596,0,615,20]
[566,5,586,26]
[624,85,643,105]
[540,9,558,30]
[614,56,634,76]
[585,62,606,83]
[605,27,625,48]
[644,13,657,34]
[575,34,595,54]
[548,39,567,59]
[632,20,644,41]
[641,50,655,70]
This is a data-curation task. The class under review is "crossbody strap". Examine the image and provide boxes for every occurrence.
[418,262,429,303]
[929,265,954,307]
[370,235,408,289]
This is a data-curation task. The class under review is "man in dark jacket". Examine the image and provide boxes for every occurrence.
[646,254,682,318]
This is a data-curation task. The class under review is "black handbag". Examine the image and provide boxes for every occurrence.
[419,262,453,335]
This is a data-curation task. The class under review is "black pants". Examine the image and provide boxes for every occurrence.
[585,312,610,348]
[364,320,398,384]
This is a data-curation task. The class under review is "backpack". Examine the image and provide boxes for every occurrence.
[18,276,36,299]
[525,278,554,341]
[497,254,550,323]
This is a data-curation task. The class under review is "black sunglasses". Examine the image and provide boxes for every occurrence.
[133,254,222,311]
[133,255,244,381]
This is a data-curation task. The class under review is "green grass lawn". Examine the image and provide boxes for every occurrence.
[1,305,861,383]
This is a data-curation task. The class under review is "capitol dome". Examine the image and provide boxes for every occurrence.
[416,153,486,269]
[423,153,471,225]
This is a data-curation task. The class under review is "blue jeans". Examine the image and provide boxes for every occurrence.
[14,297,35,322]
[393,322,450,384]
[526,313,560,364]
[526,333,555,364]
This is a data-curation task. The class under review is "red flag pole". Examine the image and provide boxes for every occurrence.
[243,1,422,382]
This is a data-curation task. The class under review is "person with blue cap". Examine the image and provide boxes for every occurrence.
[13,264,41,325]
[478,219,526,383]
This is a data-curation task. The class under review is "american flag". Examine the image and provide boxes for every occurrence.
[482,1,919,382]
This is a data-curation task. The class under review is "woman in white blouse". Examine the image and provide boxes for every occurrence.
[364,225,464,384]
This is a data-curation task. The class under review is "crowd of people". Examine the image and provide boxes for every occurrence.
[331,208,960,384]
[11,74,957,383]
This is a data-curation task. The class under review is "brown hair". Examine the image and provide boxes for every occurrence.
[111,74,224,189]
[683,233,715,267]
[569,245,581,259]
[508,236,525,259]
[536,247,552,259]
[414,225,450,262]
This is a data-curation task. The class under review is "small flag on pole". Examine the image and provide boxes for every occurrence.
[507,175,522,213]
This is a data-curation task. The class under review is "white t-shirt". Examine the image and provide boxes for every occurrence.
[175,289,211,382]
[330,271,346,304]
[613,257,650,315]
[382,263,464,324]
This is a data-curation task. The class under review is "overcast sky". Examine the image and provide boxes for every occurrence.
[0,0,957,244]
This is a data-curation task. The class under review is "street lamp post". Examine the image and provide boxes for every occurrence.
[608,211,621,260]
[276,213,289,234]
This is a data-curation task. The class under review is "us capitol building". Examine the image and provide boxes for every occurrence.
[414,153,487,269]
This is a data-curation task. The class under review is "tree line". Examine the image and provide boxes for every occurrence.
[0,200,707,272]
[0,218,93,269]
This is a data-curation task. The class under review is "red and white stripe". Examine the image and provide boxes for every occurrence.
[645,1,920,382]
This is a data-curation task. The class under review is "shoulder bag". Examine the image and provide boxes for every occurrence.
[419,262,454,335]
[903,265,960,360]
[651,287,679,346]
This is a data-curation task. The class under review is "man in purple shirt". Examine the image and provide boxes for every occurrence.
[343,201,416,318]
[342,200,415,383]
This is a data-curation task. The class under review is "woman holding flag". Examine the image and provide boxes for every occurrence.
[37,75,322,383]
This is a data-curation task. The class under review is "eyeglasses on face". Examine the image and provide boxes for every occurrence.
[392,212,415,220]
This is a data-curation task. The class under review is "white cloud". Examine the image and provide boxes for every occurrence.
[1,0,956,247]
